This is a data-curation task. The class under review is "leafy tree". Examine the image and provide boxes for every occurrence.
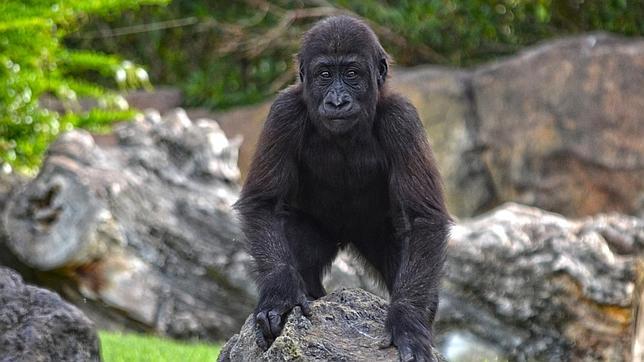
[0,0,168,173]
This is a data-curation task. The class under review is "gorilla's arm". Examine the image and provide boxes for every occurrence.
[377,94,451,360]
[234,87,310,350]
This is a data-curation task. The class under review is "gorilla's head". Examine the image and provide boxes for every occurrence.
[298,16,389,135]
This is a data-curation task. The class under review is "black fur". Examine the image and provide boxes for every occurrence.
[235,16,451,362]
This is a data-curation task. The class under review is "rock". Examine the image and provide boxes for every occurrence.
[214,33,644,218]
[208,103,272,182]
[633,260,644,362]
[439,331,504,362]
[218,288,445,362]
[470,34,644,217]
[437,203,644,361]
[0,172,27,272]
[2,109,249,340]
[0,266,100,361]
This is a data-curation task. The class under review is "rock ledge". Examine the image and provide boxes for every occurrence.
[218,288,444,362]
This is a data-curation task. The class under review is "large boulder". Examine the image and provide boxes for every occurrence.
[0,267,100,361]
[218,288,444,362]
[469,34,644,217]
[214,33,644,218]
[437,203,644,361]
[2,109,249,340]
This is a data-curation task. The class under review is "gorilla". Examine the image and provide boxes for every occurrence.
[235,16,451,362]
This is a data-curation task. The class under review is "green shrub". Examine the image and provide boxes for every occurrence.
[0,0,168,173]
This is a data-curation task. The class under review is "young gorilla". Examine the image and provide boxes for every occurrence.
[235,16,451,362]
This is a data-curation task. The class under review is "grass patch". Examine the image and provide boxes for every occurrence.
[99,331,220,362]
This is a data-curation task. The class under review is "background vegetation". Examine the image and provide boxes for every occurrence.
[2,0,643,169]
[73,0,644,109]
[0,0,167,172]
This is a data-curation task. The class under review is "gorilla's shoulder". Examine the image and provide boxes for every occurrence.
[263,85,307,134]
[378,90,413,108]
[270,85,306,115]
[376,91,420,123]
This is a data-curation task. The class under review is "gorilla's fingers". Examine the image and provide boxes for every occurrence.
[255,317,270,351]
[298,298,312,317]
[256,312,274,347]
[398,342,416,362]
[393,336,434,362]
[378,333,393,349]
[267,310,283,338]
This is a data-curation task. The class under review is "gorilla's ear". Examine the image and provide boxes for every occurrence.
[299,63,305,83]
[377,58,388,87]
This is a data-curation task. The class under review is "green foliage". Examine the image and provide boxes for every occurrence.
[0,0,167,173]
[99,331,220,362]
[73,0,643,111]
[339,0,644,65]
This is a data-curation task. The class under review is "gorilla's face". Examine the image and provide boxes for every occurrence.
[305,54,372,134]
[298,16,389,136]
[302,53,386,135]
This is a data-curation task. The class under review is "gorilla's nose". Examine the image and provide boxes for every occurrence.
[324,92,352,112]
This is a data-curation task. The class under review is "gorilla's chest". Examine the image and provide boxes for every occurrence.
[299,136,386,190]
[295,137,390,231]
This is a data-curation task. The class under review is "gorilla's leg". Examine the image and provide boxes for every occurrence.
[351,222,401,292]
[353,221,445,362]
[283,210,339,299]
[254,210,338,350]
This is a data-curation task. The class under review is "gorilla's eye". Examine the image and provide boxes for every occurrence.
[319,71,331,79]
[345,70,358,79]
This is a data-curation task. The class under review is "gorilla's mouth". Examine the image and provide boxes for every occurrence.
[322,117,358,133]
[323,112,358,122]
[325,117,357,126]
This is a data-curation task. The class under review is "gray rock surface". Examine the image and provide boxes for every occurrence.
[469,34,644,217]
[0,267,99,361]
[0,173,28,273]
[218,288,444,362]
[2,109,249,340]
[437,203,644,361]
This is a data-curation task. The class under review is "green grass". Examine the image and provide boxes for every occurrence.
[99,331,221,362]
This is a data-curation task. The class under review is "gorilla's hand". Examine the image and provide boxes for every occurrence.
[380,304,435,362]
[254,272,311,351]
